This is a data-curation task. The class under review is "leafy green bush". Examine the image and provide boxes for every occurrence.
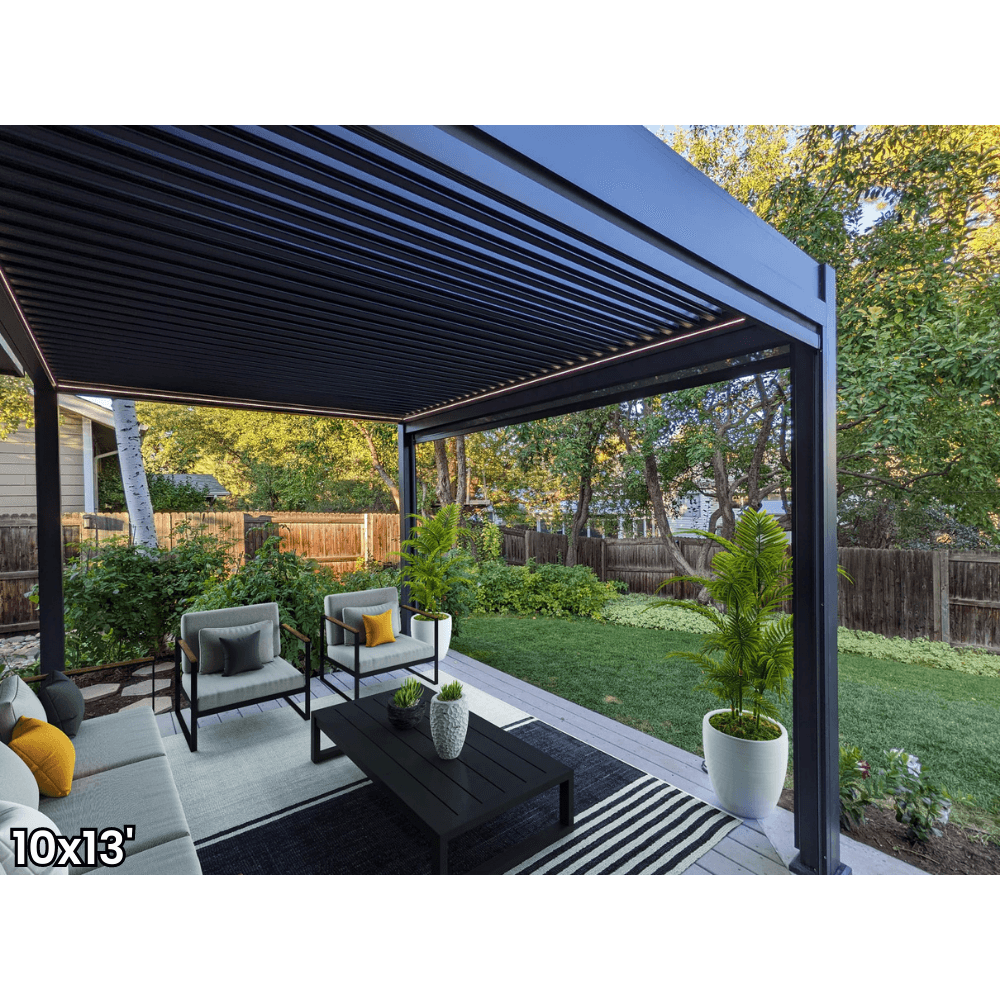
[188,535,337,663]
[602,594,715,633]
[475,560,621,619]
[31,523,231,667]
[335,559,402,594]
[837,628,1000,678]
[839,743,875,830]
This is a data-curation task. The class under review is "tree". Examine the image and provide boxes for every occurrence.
[136,403,400,511]
[517,407,617,566]
[0,374,32,440]
[668,125,1000,545]
[112,399,157,547]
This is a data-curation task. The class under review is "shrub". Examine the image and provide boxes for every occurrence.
[188,535,337,663]
[99,470,213,513]
[31,523,231,667]
[475,560,621,619]
[602,594,715,633]
[839,743,874,831]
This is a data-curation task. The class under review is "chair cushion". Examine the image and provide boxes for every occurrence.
[0,738,39,810]
[9,717,76,798]
[327,634,435,675]
[182,656,305,712]
[220,631,265,676]
[199,621,272,675]
[71,707,165,779]
[0,675,47,744]
[342,602,397,645]
[180,603,281,673]
[37,671,85,738]
[363,609,396,648]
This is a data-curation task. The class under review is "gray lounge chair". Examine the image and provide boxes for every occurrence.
[319,587,439,702]
[173,602,311,751]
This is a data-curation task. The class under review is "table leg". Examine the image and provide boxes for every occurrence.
[432,836,449,875]
[560,774,575,828]
[311,716,345,764]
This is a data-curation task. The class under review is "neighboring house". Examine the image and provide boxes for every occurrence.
[0,395,117,515]
[159,473,231,502]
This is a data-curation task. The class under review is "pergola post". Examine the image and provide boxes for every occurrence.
[33,378,65,676]
[789,264,846,875]
[397,423,418,628]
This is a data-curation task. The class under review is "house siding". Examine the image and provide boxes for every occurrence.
[0,412,87,515]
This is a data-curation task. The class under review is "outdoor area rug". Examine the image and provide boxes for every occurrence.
[163,676,741,875]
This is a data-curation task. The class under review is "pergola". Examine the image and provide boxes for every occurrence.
[0,125,843,874]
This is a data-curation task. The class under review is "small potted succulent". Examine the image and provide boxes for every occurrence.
[429,680,468,759]
[387,677,426,730]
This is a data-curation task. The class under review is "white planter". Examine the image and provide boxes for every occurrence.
[429,692,469,759]
[410,613,452,659]
[702,709,789,819]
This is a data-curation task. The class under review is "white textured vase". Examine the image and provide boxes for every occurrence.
[429,692,469,759]
[411,613,452,659]
[702,709,789,819]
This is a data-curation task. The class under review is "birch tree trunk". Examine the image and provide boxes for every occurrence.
[112,399,158,548]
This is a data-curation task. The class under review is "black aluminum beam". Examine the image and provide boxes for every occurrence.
[397,424,418,629]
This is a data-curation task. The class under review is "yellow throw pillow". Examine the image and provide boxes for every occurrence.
[363,608,396,648]
[9,716,76,798]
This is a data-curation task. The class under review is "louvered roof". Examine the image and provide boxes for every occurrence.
[0,126,826,425]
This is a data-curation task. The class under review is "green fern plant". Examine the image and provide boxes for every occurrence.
[392,504,477,619]
[653,508,795,737]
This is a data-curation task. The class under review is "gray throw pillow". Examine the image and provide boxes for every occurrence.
[341,602,399,645]
[0,675,48,744]
[37,671,85,738]
[219,631,265,676]
[199,621,273,674]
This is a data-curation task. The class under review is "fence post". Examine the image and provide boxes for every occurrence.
[932,550,951,645]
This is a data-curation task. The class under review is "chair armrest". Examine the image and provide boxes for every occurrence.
[281,622,310,644]
[177,637,199,668]
[323,613,359,636]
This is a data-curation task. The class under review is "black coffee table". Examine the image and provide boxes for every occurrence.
[311,687,574,874]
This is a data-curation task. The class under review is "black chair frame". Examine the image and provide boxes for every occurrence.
[173,623,312,752]
[318,604,439,702]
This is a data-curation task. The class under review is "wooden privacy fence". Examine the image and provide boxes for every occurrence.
[499,527,1000,651]
[0,511,400,633]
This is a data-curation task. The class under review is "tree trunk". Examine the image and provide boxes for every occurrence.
[434,438,453,506]
[352,420,399,510]
[112,399,157,548]
[454,435,468,506]
[566,474,593,567]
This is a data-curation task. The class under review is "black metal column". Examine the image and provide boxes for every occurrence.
[789,264,846,875]
[397,423,418,628]
[33,378,65,676]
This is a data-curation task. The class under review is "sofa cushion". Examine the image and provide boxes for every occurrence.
[199,621,272,675]
[38,754,191,871]
[0,800,69,876]
[37,671,85,738]
[0,739,40,810]
[0,674,47,744]
[9,717,75,798]
[71,707,166,779]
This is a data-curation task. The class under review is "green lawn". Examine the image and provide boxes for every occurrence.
[452,614,1000,824]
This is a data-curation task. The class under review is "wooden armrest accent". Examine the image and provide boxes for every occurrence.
[177,637,199,665]
[323,613,359,635]
[281,622,310,644]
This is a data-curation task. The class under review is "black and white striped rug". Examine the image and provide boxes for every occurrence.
[191,715,741,876]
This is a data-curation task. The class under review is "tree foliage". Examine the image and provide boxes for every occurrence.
[0,375,32,440]
[669,125,1000,544]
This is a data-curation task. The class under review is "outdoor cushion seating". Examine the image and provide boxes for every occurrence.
[320,587,439,702]
[174,602,311,752]
[1,673,200,875]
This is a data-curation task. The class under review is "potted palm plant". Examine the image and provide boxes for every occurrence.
[392,504,477,658]
[653,508,795,819]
